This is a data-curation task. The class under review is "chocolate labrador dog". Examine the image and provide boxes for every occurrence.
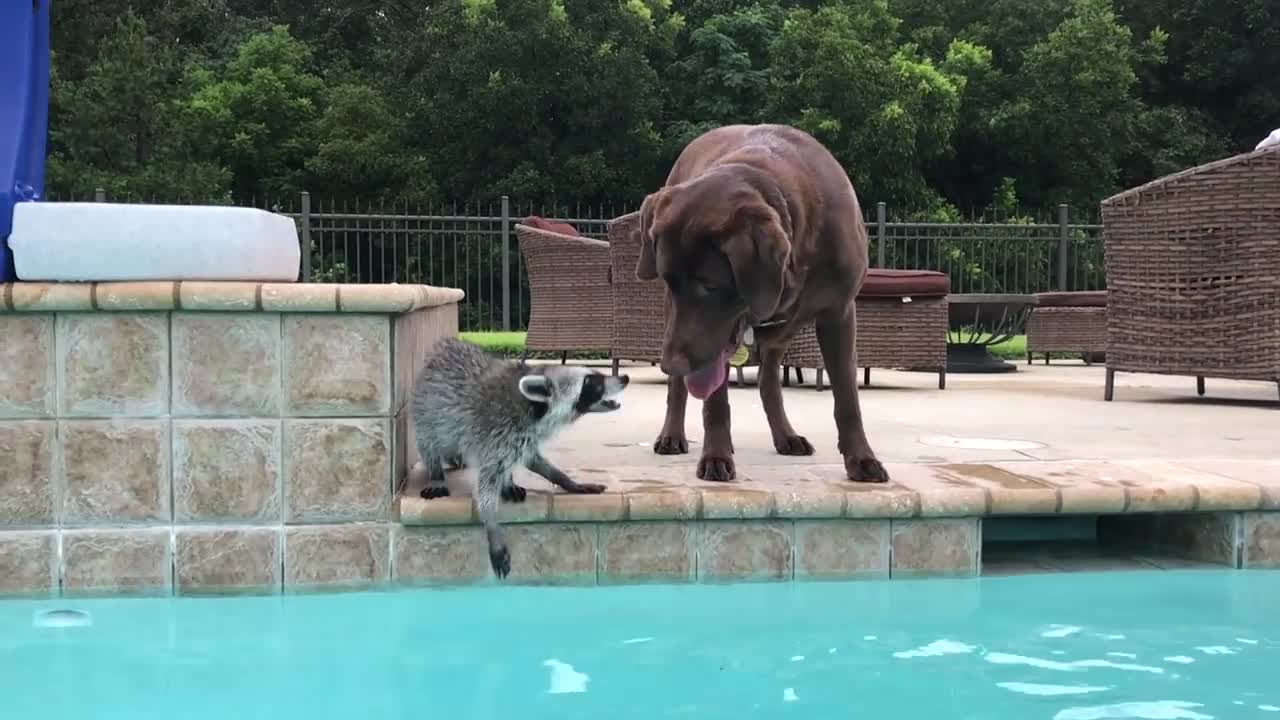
[636,124,888,483]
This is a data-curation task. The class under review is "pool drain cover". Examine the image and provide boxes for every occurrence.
[33,609,91,628]
[918,434,1045,451]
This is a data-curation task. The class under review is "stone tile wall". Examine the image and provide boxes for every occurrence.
[390,517,976,586]
[0,301,458,597]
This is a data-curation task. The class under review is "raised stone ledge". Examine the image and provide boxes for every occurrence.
[395,458,1280,525]
[1,281,465,314]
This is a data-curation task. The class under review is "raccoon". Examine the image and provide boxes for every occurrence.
[411,337,629,578]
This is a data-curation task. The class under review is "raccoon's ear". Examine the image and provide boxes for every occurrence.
[518,375,552,403]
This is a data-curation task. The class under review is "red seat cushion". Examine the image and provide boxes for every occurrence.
[1033,290,1107,308]
[859,269,950,298]
[522,215,579,237]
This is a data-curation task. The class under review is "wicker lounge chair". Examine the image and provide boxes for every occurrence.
[515,220,612,362]
[1026,291,1107,364]
[780,269,951,390]
[1099,144,1280,401]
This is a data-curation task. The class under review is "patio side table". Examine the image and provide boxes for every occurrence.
[947,293,1039,373]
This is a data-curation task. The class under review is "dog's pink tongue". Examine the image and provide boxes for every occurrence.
[685,348,732,400]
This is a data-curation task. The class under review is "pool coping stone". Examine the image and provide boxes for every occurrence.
[395,457,1280,525]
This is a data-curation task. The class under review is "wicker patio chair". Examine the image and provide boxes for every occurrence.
[608,211,669,375]
[1099,143,1280,401]
[1026,291,1108,364]
[515,221,613,362]
[779,269,950,391]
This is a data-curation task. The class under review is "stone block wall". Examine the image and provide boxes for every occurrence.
[0,282,461,597]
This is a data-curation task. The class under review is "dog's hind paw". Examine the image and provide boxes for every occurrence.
[420,485,451,500]
[845,455,890,483]
[697,454,736,482]
[775,435,815,456]
[501,483,528,503]
[653,433,689,455]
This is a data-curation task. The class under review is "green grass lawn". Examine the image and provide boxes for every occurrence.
[460,330,1036,361]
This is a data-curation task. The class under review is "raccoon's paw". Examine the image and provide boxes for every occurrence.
[567,482,606,494]
[420,485,451,500]
[490,545,511,579]
[500,483,528,503]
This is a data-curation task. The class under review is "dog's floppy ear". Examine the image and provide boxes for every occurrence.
[721,198,792,321]
[635,189,667,281]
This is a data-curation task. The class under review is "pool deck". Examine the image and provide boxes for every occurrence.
[395,361,1279,583]
[399,361,1279,518]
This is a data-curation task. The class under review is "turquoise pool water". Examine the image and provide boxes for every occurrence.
[3,570,1277,720]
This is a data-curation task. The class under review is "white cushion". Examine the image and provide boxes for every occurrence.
[9,202,301,282]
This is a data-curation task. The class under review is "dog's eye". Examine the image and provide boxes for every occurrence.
[693,278,718,296]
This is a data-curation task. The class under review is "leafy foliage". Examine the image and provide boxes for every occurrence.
[43,0,1280,213]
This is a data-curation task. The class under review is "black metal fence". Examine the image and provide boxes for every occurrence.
[61,190,1105,332]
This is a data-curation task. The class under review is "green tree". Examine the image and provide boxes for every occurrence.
[1117,0,1280,149]
[391,0,677,203]
[46,12,230,200]
[999,0,1160,207]
[664,2,786,154]
[305,82,437,201]
[184,25,325,200]
[767,1,980,211]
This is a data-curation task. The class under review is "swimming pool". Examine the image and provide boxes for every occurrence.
[3,570,1276,720]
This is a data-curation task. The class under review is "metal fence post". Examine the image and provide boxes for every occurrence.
[501,195,511,331]
[1057,203,1069,291]
[300,191,312,282]
[876,202,886,268]
[94,188,105,202]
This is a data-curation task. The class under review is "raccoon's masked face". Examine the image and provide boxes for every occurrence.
[518,367,630,420]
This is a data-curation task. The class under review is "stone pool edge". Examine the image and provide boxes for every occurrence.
[4,458,1275,599]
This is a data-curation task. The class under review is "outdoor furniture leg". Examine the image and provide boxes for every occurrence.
[735,366,745,386]
[815,368,825,392]
[1105,368,1116,401]
[782,366,791,387]
[561,351,568,365]
[863,367,870,386]
[1196,376,1205,396]
[796,368,805,384]
[1027,352,1032,365]
[938,370,946,390]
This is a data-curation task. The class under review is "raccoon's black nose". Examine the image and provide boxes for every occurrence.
[618,375,630,386]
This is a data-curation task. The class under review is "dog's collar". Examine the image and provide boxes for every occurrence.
[743,318,786,347]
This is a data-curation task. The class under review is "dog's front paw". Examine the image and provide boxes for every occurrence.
[697,453,736,482]
[501,484,528,503]
[653,433,689,455]
[845,455,890,483]
[774,434,815,456]
[489,545,511,579]
[420,485,451,500]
